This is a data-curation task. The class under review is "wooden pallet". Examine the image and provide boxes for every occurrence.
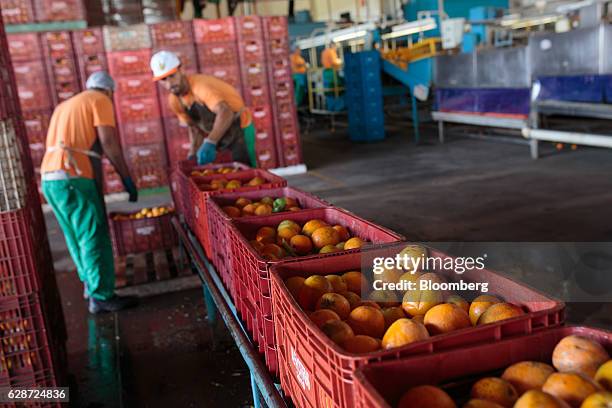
[114,247,193,288]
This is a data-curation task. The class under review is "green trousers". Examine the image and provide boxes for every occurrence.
[243,122,257,168]
[42,177,115,300]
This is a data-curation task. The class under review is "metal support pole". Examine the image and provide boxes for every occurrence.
[251,374,263,408]
[411,93,420,144]
[438,120,444,144]
[203,284,217,326]
[530,139,539,159]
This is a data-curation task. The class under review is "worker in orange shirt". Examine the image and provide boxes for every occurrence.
[150,51,256,167]
[321,42,343,70]
[290,45,307,105]
[41,71,138,314]
[321,42,345,111]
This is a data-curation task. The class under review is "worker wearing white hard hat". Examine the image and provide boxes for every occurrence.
[41,71,139,314]
[150,50,256,166]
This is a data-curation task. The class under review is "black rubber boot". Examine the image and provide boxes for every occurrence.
[88,295,139,314]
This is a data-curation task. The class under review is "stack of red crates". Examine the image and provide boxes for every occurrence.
[236,15,279,169]
[41,31,81,106]
[193,17,240,89]
[263,16,303,167]
[7,32,53,198]
[0,17,67,397]
[151,20,197,169]
[33,0,85,22]
[0,0,35,24]
[106,26,167,190]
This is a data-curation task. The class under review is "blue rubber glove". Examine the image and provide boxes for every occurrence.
[121,177,138,202]
[187,153,196,161]
[197,139,217,165]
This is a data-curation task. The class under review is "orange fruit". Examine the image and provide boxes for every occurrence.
[255,226,277,244]
[357,300,382,310]
[424,303,471,335]
[250,240,264,253]
[542,372,601,408]
[278,220,300,234]
[284,197,298,207]
[289,234,313,255]
[342,271,366,294]
[247,176,265,186]
[297,275,333,311]
[302,219,328,237]
[412,314,425,324]
[321,320,354,346]
[446,295,469,314]
[398,385,456,408]
[235,197,251,208]
[341,291,361,309]
[311,226,341,249]
[502,361,556,395]
[310,309,340,328]
[478,303,524,325]
[316,293,351,320]
[287,206,301,212]
[222,206,241,218]
[347,306,385,338]
[378,266,403,284]
[261,244,284,260]
[463,400,505,408]
[325,275,347,293]
[595,360,612,391]
[344,237,365,250]
[277,226,299,242]
[514,390,571,408]
[401,284,443,317]
[580,392,612,408]
[398,270,422,284]
[226,180,242,189]
[382,306,406,330]
[470,377,518,408]
[336,242,345,250]
[368,290,401,307]
[553,335,610,378]
[469,295,501,326]
[342,335,381,354]
[319,244,340,254]
[260,197,274,205]
[285,276,305,299]
[381,318,429,350]
[242,203,258,216]
[255,204,273,216]
[332,225,350,241]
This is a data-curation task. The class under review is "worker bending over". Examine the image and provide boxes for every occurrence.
[41,71,138,314]
[150,51,256,166]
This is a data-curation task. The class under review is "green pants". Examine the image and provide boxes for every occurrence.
[243,122,257,168]
[42,177,115,300]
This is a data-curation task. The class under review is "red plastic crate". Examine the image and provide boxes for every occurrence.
[240,62,267,87]
[238,38,266,63]
[46,55,78,84]
[120,118,164,146]
[71,28,105,55]
[51,79,80,104]
[33,0,85,22]
[108,208,177,256]
[126,143,167,167]
[23,109,51,144]
[279,142,303,167]
[235,15,263,39]
[103,24,152,52]
[251,105,273,131]
[243,84,270,107]
[268,57,291,83]
[165,132,191,169]
[193,18,236,44]
[132,165,168,190]
[77,52,108,88]
[104,170,123,195]
[207,187,330,298]
[189,169,286,257]
[271,245,566,408]
[16,81,52,111]
[267,38,290,59]
[153,43,198,72]
[7,33,41,62]
[255,142,278,169]
[263,16,288,40]
[0,293,55,387]
[1,0,34,24]
[107,49,152,76]
[29,142,44,167]
[196,41,238,68]
[41,31,73,58]
[230,210,405,374]
[115,74,157,99]
[116,95,160,123]
[150,20,193,47]
[200,65,241,89]
[353,326,609,408]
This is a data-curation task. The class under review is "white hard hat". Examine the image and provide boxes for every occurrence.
[86,71,115,91]
[150,50,181,81]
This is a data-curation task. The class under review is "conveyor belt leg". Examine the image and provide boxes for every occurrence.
[438,120,444,144]
[411,93,420,144]
[251,373,264,408]
[203,284,218,326]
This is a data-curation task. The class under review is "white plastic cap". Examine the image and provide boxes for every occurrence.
[85,71,115,91]
[150,50,181,81]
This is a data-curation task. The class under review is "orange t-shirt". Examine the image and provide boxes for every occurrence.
[291,52,307,74]
[41,90,116,179]
[321,47,342,69]
[168,74,251,128]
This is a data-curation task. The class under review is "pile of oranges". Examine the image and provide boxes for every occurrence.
[190,167,239,176]
[222,196,302,218]
[199,176,265,192]
[250,219,368,260]
[397,335,611,408]
[112,206,173,221]
[283,251,530,355]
